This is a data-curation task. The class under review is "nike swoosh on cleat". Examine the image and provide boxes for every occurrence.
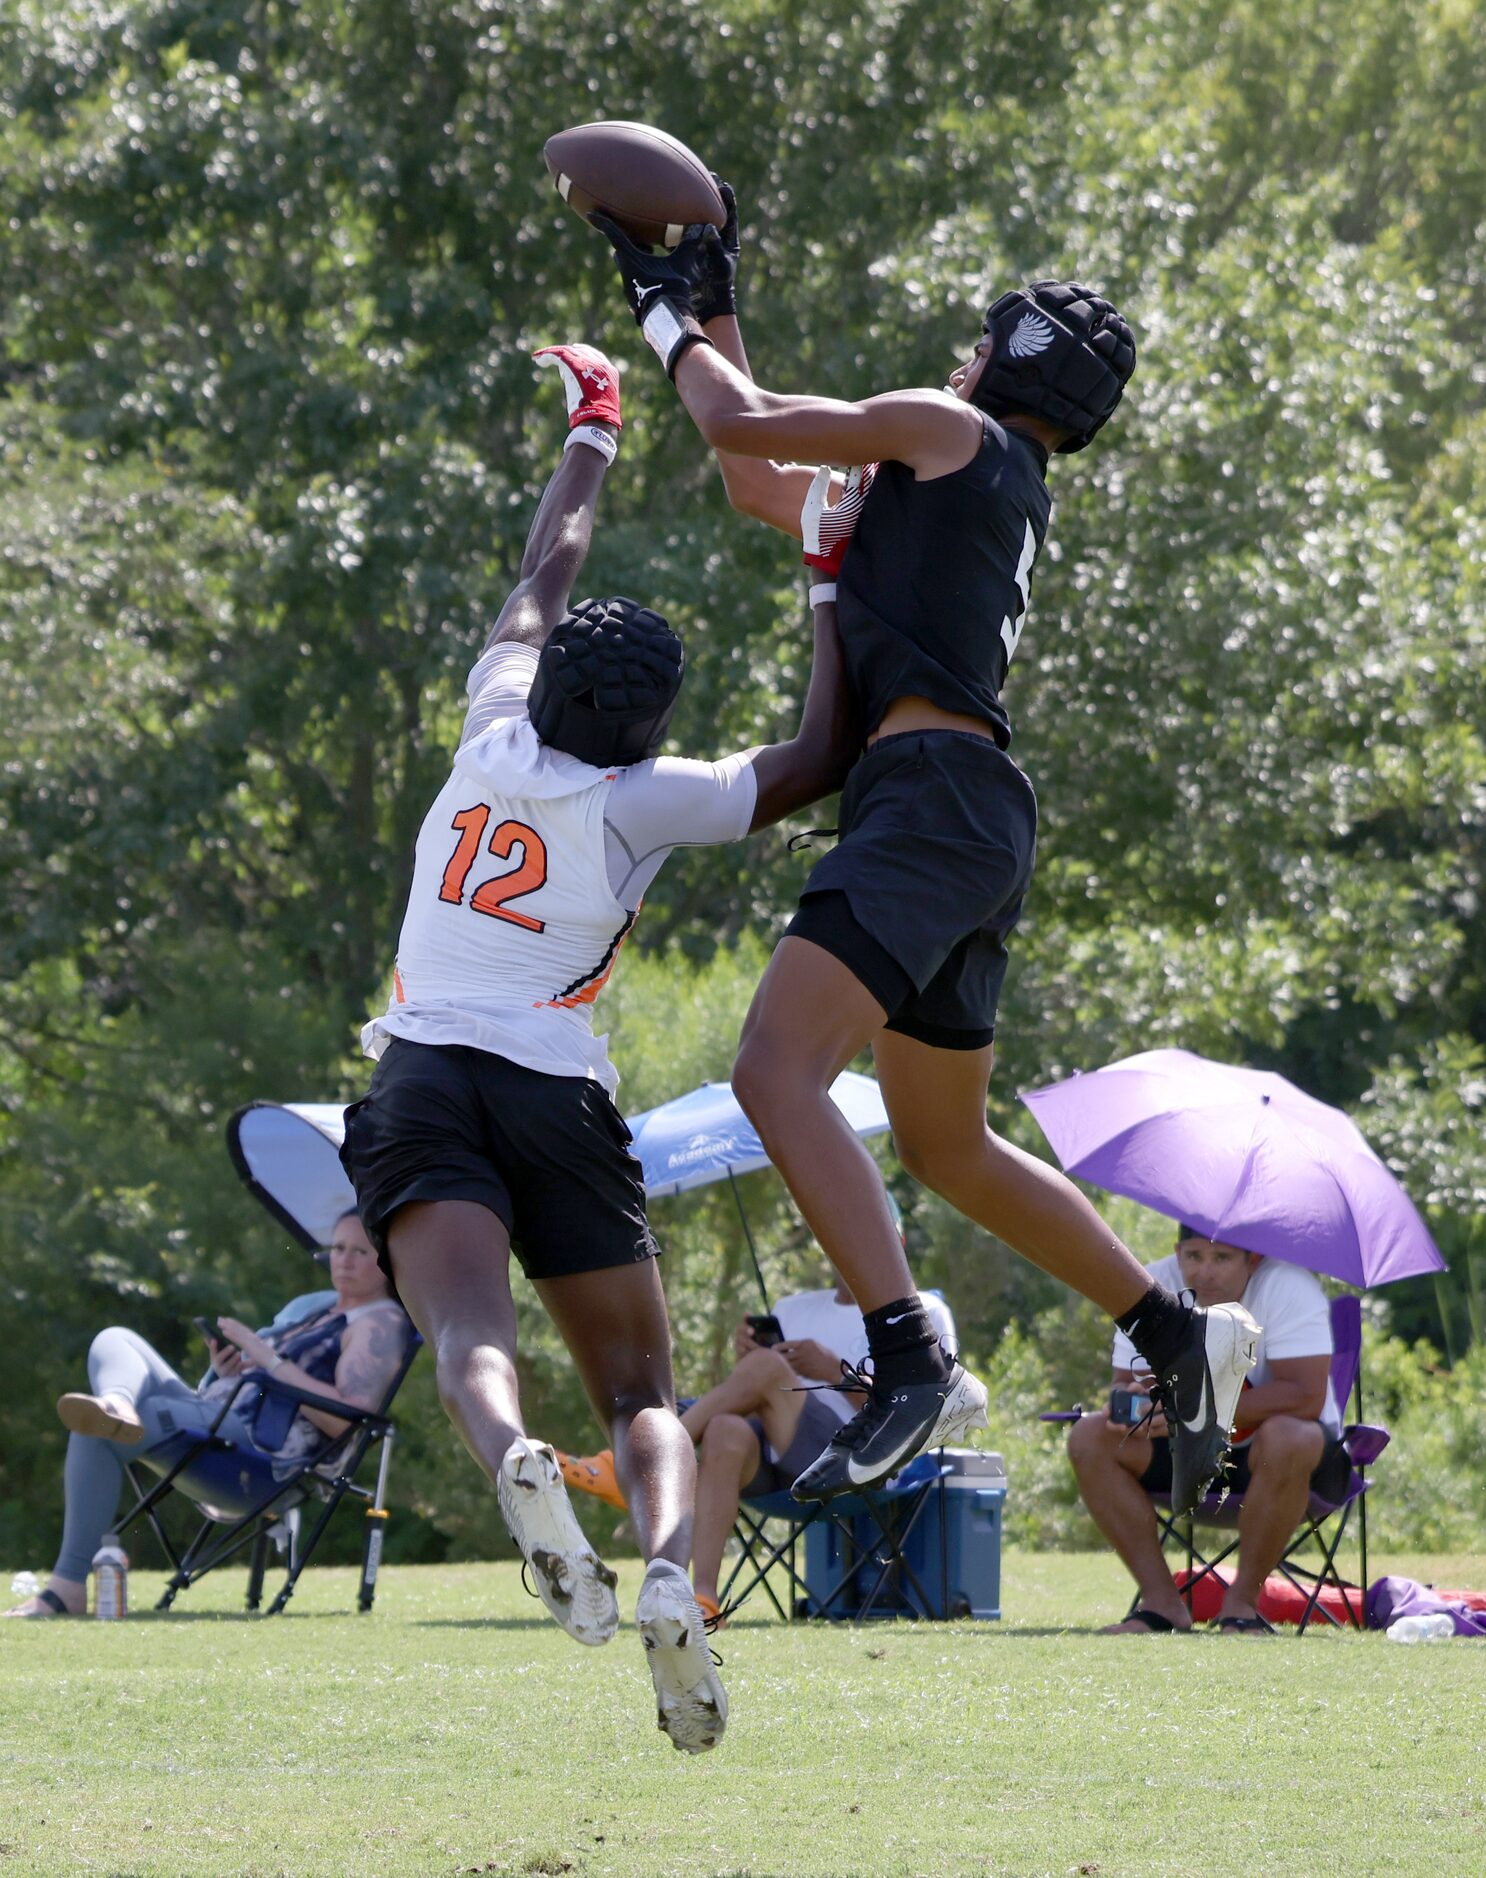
[1181,1370,1213,1435]
[845,1443,917,1486]
[843,1408,925,1485]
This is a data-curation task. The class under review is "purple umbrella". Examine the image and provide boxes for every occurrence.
[1020,1048,1445,1287]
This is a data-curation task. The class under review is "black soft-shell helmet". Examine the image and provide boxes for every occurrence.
[972,279,1136,451]
[528,595,685,768]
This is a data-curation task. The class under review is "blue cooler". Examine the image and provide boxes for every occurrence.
[905,1448,1006,1619]
[802,1448,1006,1621]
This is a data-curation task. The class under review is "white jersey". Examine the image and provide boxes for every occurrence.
[363,644,760,1092]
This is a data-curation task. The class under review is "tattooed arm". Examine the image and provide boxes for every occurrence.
[316,1308,410,1433]
[217,1306,410,1440]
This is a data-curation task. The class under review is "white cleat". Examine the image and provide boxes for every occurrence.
[1204,1301,1262,1429]
[635,1559,728,1755]
[497,1436,618,1646]
[1162,1301,1262,1515]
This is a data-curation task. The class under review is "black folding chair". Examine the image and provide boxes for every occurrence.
[116,1327,421,1616]
[722,1452,951,1622]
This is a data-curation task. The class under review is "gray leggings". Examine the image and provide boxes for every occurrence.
[54,1327,256,1583]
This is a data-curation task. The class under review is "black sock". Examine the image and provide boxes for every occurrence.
[862,1297,951,1388]
[1115,1282,1193,1374]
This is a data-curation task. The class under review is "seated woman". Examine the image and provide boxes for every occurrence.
[4,1208,410,1618]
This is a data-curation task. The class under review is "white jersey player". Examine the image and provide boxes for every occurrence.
[340,344,857,1755]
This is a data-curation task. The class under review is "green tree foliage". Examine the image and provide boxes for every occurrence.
[1,0,1481,1559]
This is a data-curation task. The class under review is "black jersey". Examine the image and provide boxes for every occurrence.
[836,414,1051,749]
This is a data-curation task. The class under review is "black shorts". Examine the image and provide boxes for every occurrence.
[340,1039,657,1286]
[1140,1432,1352,1505]
[788,730,1037,1048]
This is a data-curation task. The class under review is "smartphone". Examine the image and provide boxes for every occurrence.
[192,1315,217,1345]
[1109,1387,1151,1427]
[746,1314,784,1348]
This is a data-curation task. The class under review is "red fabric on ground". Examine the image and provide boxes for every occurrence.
[1173,1567,1366,1627]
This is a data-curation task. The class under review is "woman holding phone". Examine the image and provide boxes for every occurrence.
[4,1209,409,1617]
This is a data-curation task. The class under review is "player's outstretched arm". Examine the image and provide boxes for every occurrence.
[746,468,865,829]
[670,182,823,537]
[483,344,622,655]
[746,595,858,830]
[592,216,981,485]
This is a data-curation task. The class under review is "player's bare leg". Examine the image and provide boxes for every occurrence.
[535,1261,694,1571]
[541,1264,725,1752]
[732,937,987,1499]
[870,1028,1153,1314]
[388,1199,525,1470]
[732,937,906,1310]
[873,1026,1259,1514]
[390,1198,618,1645]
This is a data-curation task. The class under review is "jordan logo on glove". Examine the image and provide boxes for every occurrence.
[533,343,624,431]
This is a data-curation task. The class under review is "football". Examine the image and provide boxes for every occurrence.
[543,121,725,250]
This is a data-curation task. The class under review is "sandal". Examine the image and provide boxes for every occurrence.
[1214,1613,1275,1635]
[554,1447,627,1511]
[694,1590,725,1631]
[3,1587,76,1619]
[1100,1607,1185,1634]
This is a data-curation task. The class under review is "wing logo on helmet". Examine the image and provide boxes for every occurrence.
[1006,312,1055,359]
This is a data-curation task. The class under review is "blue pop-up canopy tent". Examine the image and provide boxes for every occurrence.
[230,1072,894,1302]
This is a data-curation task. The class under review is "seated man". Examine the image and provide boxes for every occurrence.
[1068,1225,1347,1634]
[561,1245,956,1624]
[4,1208,411,1618]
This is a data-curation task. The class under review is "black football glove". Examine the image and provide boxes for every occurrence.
[672,178,740,325]
[588,211,714,380]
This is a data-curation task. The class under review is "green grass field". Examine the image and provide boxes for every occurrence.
[3,1549,1482,1878]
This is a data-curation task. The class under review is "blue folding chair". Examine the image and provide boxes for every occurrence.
[114,1100,425,1615]
[116,1304,421,1616]
[721,1452,954,1622]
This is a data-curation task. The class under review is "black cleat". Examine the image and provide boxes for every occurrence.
[1154,1302,1260,1515]
[791,1361,989,1502]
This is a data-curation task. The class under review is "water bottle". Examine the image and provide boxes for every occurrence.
[1387,1612,1454,1643]
[91,1534,128,1621]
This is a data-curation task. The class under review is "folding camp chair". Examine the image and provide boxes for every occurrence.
[721,1452,953,1623]
[1143,1295,1388,1632]
[116,1312,421,1616]
[112,1100,423,1614]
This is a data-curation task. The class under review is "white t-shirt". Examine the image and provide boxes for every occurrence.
[773,1287,959,1436]
[363,643,760,1092]
[1110,1253,1340,1439]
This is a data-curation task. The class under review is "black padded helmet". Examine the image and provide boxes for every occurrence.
[528,595,684,768]
[972,279,1136,452]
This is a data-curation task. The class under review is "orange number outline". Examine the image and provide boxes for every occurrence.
[469,820,548,932]
[439,805,491,904]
